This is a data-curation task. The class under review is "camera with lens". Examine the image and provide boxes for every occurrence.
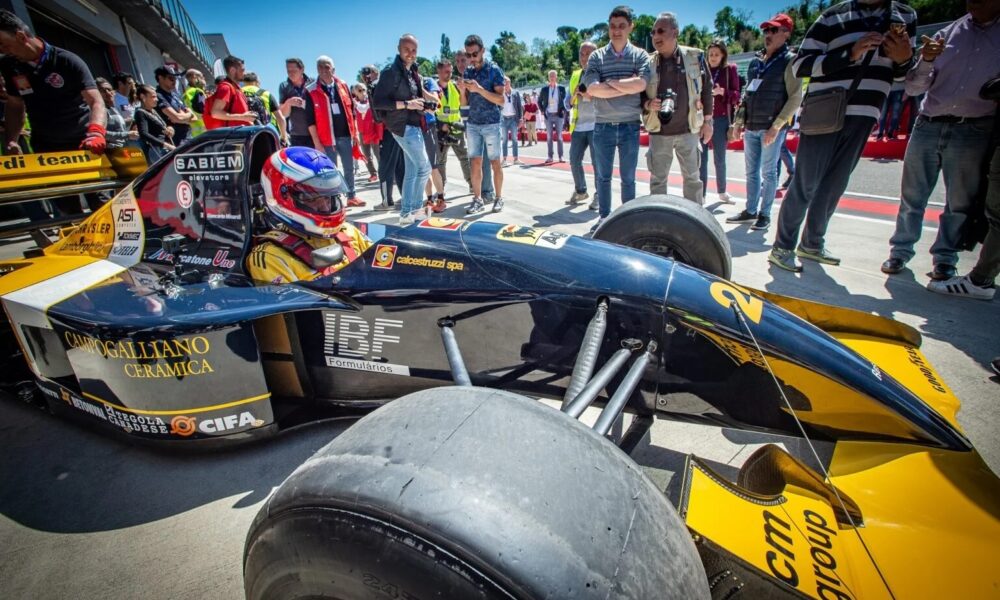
[437,120,466,145]
[657,89,677,124]
[423,99,439,111]
[577,82,587,94]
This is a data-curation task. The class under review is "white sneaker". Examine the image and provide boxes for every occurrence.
[719,192,734,204]
[398,213,415,226]
[502,160,511,168]
[513,159,524,165]
[927,275,995,300]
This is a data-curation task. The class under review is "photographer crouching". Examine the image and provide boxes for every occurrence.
[641,12,713,205]
[372,34,439,224]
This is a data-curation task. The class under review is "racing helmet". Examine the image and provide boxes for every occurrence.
[260,147,347,238]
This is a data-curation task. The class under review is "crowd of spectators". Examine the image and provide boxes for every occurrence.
[0,1,998,302]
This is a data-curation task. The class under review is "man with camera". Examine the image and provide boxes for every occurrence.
[642,12,713,205]
[726,14,802,231]
[568,41,599,207]
[769,0,916,272]
[372,34,437,224]
[434,59,472,192]
[459,34,507,214]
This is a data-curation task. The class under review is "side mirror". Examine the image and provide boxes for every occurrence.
[311,244,344,269]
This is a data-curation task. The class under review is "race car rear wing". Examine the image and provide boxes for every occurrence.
[0,148,147,243]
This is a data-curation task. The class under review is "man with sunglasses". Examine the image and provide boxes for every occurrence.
[154,66,194,145]
[582,5,652,231]
[642,12,714,205]
[768,0,916,272]
[726,14,802,231]
[459,34,507,214]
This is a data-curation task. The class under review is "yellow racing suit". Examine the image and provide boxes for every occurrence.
[246,222,371,283]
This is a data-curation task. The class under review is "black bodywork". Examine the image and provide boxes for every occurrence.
[0,127,968,452]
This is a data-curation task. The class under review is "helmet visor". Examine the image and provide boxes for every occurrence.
[286,181,341,217]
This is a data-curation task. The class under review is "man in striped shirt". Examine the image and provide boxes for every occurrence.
[582,5,652,231]
[769,0,916,273]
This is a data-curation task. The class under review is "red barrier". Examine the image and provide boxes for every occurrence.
[533,130,907,160]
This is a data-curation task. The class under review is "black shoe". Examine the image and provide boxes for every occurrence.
[881,257,905,275]
[750,215,770,230]
[726,210,757,224]
[929,264,957,281]
[780,175,793,189]
[992,357,1000,377]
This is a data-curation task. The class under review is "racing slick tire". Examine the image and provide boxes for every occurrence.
[594,194,732,279]
[244,387,709,600]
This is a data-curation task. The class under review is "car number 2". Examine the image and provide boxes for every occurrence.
[710,282,762,325]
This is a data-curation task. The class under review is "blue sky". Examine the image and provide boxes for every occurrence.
[185,0,791,92]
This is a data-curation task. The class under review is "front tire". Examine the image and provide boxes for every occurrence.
[594,194,732,279]
[244,387,709,599]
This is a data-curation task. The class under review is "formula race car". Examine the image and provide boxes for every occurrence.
[1,128,997,599]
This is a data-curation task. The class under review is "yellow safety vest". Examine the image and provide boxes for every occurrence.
[182,86,205,137]
[568,69,582,134]
[435,80,462,124]
[241,85,278,126]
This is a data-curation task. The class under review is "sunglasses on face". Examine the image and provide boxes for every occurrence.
[467,50,481,58]
[764,27,782,34]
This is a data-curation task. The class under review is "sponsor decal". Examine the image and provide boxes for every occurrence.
[396,255,464,271]
[170,412,263,436]
[145,248,236,269]
[762,509,851,600]
[45,73,64,88]
[324,355,410,375]
[372,244,398,269]
[116,231,141,241]
[108,190,143,265]
[323,313,403,363]
[39,386,60,400]
[496,225,569,249]
[101,404,167,434]
[905,346,948,394]
[176,180,194,209]
[174,152,244,174]
[418,217,465,231]
[63,332,216,379]
[1,152,101,171]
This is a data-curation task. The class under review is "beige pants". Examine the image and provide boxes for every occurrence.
[526,121,537,142]
[646,132,703,204]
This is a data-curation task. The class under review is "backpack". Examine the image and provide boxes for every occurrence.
[243,88,271,126]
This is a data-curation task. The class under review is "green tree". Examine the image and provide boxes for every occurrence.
[556,26,578,42]
[491,31,532,73]
[679,24,713,49]
[439,34,452,62]
[714,6,757,50]
[630,14,655,51]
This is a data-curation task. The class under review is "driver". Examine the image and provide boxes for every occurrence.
[248,147,371,283]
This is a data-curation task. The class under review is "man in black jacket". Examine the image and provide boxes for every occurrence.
[372,34,435,225]
[538,69,568,162]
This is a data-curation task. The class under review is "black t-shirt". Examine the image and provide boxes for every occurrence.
[278,77,314,136]
[0,43,95,150]
[155,85,190,142]
[321,82,350,138]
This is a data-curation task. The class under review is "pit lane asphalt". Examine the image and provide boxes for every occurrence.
[0,148,993,600]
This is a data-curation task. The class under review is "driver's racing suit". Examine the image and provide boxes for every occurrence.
[246,223,371,283]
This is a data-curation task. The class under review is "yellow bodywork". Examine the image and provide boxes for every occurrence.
[683,289,1000,599]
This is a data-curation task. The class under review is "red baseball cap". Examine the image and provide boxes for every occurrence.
[760,13,794,31]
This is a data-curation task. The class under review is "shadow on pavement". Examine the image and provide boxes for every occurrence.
[0,398,351,534]
[763,261,999,370]
[725,226,771,259]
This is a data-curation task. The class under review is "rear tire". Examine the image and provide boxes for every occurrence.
[594,194,732,279]
[244,387,709,600]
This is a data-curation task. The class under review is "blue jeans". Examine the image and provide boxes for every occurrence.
[593,122,640,218]
[776,140,794,181]
[700,115,730,194]
[501,116,519,159]
[570,129,595,194]
[467,122,501,161]
[888,116,995,266]
[743,127,788,217]
[877,89,904,138]
[392,125,432,217]
[323,137,356,196]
